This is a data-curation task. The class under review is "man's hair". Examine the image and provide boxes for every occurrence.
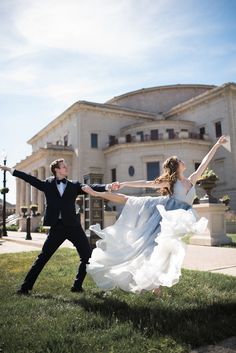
[50,158,65,176]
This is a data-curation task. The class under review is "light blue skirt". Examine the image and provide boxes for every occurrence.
[87,195,207,292]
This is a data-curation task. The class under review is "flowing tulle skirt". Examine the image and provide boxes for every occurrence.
[87,196,207,293]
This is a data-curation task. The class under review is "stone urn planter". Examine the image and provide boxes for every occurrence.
[30,204,38,216]
[20,206,28,218]
[197,168,219,203]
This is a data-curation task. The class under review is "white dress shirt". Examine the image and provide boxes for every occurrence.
[56,180,67,219]
[56,180,67,196]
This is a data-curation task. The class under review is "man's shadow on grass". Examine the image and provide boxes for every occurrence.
[33,290,236,348]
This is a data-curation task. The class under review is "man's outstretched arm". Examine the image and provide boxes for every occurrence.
[76,181,119,195]
[0,165,46,192]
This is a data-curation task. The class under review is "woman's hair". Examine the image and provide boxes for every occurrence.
[155,156,180,195]
[50,158,65,176]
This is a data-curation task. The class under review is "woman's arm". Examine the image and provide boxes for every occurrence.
[82,186,128,204]
[118,180,169,189]
[188,135,228,185]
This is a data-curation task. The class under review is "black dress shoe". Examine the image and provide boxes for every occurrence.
[16,288,30,295]
[70,286,84,293]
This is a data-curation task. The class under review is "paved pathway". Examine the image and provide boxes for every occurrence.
[0,231,74,253]
[0,231,236,277]
[183,243,236,277]
[191,337,236,353]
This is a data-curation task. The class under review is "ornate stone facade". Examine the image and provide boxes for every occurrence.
[15,83,236,229]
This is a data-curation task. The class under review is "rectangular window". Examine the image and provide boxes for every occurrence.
[166,128,175,139]
[126,134,132,143]
[215,121,222,138]
[137,131,144,141]
[91,133,98,148]
[199,127,205,139]
[146,162,160,180]
[109,135,116,146]
[151,129,159,140]
[111,168,117,182]
[64,135,68,146]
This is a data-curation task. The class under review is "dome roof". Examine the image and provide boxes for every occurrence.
[107,84,216,114]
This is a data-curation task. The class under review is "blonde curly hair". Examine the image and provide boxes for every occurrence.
[155,156,181,195]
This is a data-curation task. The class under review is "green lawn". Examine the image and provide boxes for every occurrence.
[228,234,236,243]
[0,249,236,353]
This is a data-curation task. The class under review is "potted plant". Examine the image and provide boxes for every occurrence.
[219,195,230,206]
[197,168,219,203]
[30,204,38,216]
[20,206,28,217]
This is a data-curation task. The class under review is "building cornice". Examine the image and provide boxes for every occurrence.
[103,139,212,155]
[164,82,236,118]
[27,101,156,145]
[77,101,157,118]
[14,146,74,170]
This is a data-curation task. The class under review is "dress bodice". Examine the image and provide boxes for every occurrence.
[172,179,196,205]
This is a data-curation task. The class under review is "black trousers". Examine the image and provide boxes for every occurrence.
[20,220,92,291]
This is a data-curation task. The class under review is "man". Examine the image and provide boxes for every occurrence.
[0,159,119,295]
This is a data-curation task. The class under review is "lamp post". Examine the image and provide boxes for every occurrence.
[1,152,8,237]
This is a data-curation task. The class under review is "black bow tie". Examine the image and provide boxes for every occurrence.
[56,178,67,185]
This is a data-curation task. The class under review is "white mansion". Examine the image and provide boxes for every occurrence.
[15,83,236,229]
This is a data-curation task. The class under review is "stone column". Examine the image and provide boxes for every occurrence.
[37,167,45,214]
[31,170,38,205]
[20,179,26,209]
[25,182,31,212]
[18,179,26,231]
[16,178,21,215]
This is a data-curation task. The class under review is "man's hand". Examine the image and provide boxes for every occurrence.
[107,181,120,192]
[0,165,11,172]
[82,185,100,197]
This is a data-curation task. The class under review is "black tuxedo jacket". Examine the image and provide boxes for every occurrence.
[14,170,106,227]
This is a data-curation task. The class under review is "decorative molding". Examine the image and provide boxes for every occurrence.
[164,83,236,118]
[103,139,212,154]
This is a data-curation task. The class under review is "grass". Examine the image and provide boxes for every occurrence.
[223,234,236,248]
[228,234,236,243]
[0,249,236,353]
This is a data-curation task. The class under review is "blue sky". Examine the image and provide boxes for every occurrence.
[0,0,236,203]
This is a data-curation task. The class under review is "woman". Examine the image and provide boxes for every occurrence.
[84,136,227,293]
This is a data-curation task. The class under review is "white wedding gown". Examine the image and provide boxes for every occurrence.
[87,180,208,293]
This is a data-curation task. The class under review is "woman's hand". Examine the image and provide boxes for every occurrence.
[118,182,127,189]
[107,181,120,192]
[216,135,228,146]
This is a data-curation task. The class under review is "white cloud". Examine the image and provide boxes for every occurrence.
[0,0,234,104]
[0,65,38,83]
[13,0,195,59]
